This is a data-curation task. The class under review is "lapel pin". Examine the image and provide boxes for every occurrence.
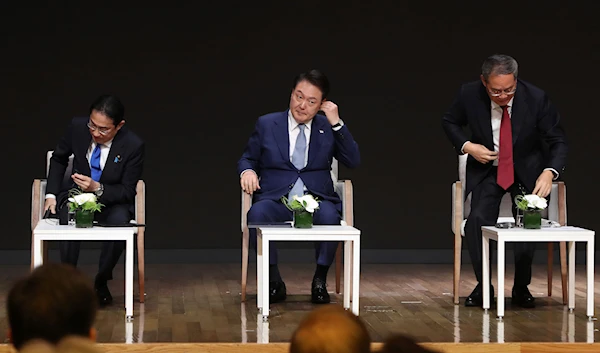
[114,155,121,163]
[319,130,324,134]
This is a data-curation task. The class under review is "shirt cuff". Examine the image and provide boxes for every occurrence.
[460,141,470,154]
[240,169,256,178]
[544,168,559,180]
[332,119,344,131]
[45,194,56,199]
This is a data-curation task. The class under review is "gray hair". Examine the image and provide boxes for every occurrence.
[481,54,518,81]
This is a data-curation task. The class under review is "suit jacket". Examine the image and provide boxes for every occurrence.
[237,111,360,204]
[442,79,568,196]
[47,117,145,208]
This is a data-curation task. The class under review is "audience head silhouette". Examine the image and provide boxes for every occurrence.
[378,333,442,353]
[6,263,98,350]
[290,304,371,353]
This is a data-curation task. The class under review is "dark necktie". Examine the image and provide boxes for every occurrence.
[497,105,514,190]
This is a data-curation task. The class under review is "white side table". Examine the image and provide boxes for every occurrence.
[481,225,595,319]
[256,225,361,321]
[33,220,135,320]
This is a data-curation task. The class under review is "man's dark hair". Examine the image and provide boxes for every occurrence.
[89,94,125,125]
[481,54,519,82]
[7,264,98,349]
[292,69,330,100]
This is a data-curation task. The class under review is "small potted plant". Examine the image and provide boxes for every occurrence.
[514,194,547,229]
[281,194,320,228]
[68,188,104,228]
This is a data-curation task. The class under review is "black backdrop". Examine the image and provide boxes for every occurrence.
[2,2,599,254]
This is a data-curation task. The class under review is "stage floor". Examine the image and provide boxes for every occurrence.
[0,263,597,344]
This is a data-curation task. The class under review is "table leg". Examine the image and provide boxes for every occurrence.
[497,239,505,319]
[126,236,134,320]
[256,230,263,311]
[125,321,133,343]
[261,232,270,320]
[33,238,44,269]
[568,241,575,310]
[351,238,360,316]
[482,234,490,310]
[344,240,351,310]
[587,238,595,318]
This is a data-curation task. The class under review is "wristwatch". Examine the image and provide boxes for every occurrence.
[331,120,344,129]
[95,183,104,197]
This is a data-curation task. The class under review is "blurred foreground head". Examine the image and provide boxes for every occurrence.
[290,304,371,353]
[7,264,97,350]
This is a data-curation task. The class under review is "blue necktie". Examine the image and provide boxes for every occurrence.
[288,124,306,199]
[90,144,102,182]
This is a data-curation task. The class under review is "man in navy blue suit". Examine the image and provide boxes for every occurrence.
[238,69,360,304]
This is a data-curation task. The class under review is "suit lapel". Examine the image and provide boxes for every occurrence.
[100,129,126,181]
[273,112,293,167]
[510,85,527,145]
[476,84,494,150]
[306,117,325,168]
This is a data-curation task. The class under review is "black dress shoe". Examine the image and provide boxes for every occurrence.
[95,283,113,307]
[465,284,494,307]
[269,280,287,303]
[311,278,330,304]
[512,286,535,308]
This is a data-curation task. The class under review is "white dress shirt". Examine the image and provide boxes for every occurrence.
[45,139,113,199]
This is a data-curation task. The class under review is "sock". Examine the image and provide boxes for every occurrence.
[269,264,282,282]
[313,264,329,282]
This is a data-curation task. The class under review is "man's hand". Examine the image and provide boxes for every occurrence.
[463,142,498,164]
[72,173,100,192]
[532,170,554,197]
[44,198,57,214]
[240,170,260,194]
[320,101,340,126]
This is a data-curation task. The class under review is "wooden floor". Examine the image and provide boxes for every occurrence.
[0,263,598,344]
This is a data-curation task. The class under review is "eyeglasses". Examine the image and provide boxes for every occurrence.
[87,121,111,136]
[487,85,517,97]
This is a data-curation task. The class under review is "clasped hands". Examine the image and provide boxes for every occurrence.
[463,142,554,198]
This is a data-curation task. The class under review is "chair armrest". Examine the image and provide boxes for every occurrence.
[31,179,47,231]
[546,181,566,225]
[241,190,252,231]
[335,180,354,226]
[452,181,463,235]
[135,180,145,225]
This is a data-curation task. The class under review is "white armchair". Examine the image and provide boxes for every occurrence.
[240,158,354,301]
[452,154,567,305]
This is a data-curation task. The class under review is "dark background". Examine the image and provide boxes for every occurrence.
[2,2,598,255]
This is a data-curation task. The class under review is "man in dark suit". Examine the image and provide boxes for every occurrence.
[238,69,360,304]
[44,94,145,306]
[442,55,567,308]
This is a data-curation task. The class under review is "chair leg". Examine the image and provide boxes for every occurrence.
[559,241,568,305]
[241,228,249,302]
[335,242,342,294]
[137,229,145,303]
[547,243,553,297]
[453,232,462,305]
